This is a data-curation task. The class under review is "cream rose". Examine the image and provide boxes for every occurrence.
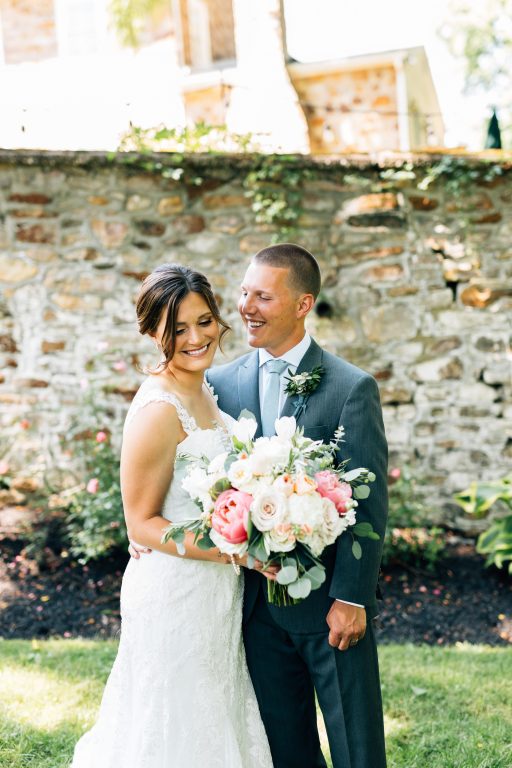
[250,487,287,531]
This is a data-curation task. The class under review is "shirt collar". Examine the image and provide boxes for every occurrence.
[258,332,312,369]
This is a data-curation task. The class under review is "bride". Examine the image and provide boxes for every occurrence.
[71,264,274,768]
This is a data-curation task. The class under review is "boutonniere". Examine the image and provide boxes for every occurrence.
[284,365,325,420]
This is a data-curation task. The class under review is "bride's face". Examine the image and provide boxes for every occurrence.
[154,291,220,372]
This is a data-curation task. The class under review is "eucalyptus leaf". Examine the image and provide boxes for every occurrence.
[353,522,374,537]
[288,576,312,600]
[196,535,215,550]
[352,541,362,560]
[354,485,370,500]
[306,565,326,588]
[344,468,363,482]
[176,541,186,556]
[276,565,299,585]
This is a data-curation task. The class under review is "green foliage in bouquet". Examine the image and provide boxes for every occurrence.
[383,467,445,571]
[66,429,125,563]
[455,475,512,574]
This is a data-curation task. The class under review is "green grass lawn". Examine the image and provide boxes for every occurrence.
[0,639,510,768]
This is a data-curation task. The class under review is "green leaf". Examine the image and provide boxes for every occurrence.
[276,565,299,585]
[196,534,215,550]
[353,522,374,537]
[354,485,370,500]
[352,541,362,560]
[288,576,312,600]
[306,565,326,588]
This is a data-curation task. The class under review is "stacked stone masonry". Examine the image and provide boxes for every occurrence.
[0,151,511,524]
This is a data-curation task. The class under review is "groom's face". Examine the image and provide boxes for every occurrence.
[238,262,306,357]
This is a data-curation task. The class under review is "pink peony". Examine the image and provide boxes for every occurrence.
[86,478,100,494]
[211,489,251,544]
[96,431,108,443]
[315,470,353,514]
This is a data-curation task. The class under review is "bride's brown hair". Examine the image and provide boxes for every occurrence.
[136,263,230,372]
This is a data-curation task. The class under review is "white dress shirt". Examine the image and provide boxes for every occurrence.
[257,334,363,610]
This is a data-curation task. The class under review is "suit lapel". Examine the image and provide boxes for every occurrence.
[280,338,324,422]
[238,351,263,437]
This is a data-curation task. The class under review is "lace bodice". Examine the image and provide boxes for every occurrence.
[123,380,232,524]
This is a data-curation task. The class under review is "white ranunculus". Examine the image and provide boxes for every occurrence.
[232,417,258,444]
[250,437,290,476]
[274,416,297,442]
[288,491,325,529]
[264,524,296,553]
[227,458,256,491]
[251,487,287,531]
[210,528,248,556]
[181,466,212,500]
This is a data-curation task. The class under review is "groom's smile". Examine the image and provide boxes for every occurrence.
[239,261,312,357]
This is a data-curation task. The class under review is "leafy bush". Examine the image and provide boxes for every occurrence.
[66,428,125,562]
[455,476,512,574]
[382,467,445,571]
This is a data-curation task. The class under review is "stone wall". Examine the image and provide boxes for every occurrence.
[0,150,511,523]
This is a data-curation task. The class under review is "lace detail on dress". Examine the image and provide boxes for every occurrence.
[124,387,197,434]
[204,379,218,402]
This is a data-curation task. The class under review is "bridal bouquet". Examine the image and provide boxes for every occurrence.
[162,415,378,606]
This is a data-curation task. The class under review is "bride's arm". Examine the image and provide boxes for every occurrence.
[121,401,229,564]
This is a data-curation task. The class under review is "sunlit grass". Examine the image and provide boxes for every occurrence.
[1,639,511,768]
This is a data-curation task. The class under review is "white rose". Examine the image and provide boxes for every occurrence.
[274,416,297,442]
[264,524,296,553]
[232,417,258,444]
[251,487,287,532]
[321,498,346,545]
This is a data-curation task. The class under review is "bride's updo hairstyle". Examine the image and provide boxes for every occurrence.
[136,263,230,372]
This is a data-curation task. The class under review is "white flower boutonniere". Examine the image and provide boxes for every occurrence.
[284,365,325,420]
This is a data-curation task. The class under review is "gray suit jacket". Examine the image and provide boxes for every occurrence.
[207,338,388,633]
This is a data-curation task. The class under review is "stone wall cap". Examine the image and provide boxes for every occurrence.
[0,148,510,173]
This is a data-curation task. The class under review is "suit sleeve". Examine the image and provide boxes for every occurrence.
[328,375,388,606]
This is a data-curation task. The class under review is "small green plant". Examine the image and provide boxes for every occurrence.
[118,122,260,154]
[66,427,125,562]
[454,475,512,573]
[383,467,445,571]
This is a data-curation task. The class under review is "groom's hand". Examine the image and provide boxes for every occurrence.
[326,601,366,651]
[128,540,152,559]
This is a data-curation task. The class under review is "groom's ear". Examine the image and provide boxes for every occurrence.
[297,293,315,318]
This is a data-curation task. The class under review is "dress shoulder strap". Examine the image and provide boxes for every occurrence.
[124,388,198,434]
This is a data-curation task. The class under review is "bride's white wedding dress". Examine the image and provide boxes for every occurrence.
[71,383,273,768]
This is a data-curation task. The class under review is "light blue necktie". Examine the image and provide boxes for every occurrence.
[261,358,288,436]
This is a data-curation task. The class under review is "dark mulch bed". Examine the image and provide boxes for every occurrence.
[0,532,511,645]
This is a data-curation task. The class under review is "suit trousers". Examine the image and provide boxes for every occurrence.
[243,586,387,768]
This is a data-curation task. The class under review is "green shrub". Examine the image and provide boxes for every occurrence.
[454,475,512,574]
[66,427,125,562]
[382,467,445,570]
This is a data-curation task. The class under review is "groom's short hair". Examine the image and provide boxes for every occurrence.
[252,243,321,299]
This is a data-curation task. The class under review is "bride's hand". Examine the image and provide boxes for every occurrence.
[235,554,280,581]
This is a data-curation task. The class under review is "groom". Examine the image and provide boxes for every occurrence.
[207,243,388,768]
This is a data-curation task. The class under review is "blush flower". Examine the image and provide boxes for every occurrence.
[96,431,108,443]
[86,478,100,494]
[211,489,250,546]
[315,471,353,514]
